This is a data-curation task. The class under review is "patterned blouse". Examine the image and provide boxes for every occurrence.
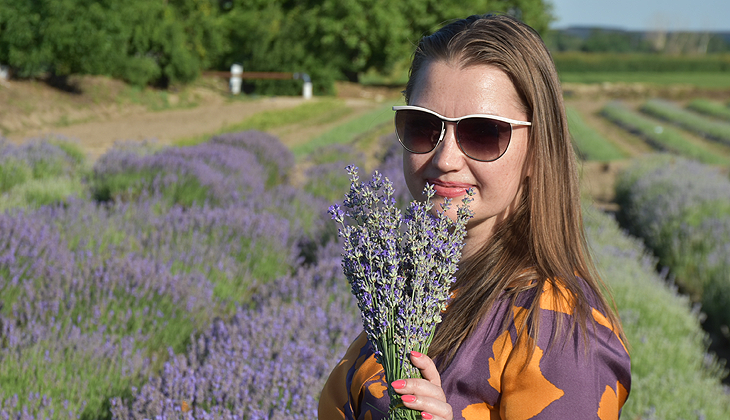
[319,280,631,420]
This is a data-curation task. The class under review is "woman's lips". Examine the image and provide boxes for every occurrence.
[428,179,472,199]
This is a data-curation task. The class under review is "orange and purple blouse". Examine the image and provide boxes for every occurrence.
[319,281,631,420]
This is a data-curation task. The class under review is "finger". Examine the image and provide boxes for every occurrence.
[410,351,441,387]
[421,412,447,420]
[398,394,453,420]
[390,377,443,400]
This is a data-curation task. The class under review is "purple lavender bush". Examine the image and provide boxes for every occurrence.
[0,137,83,182]
[0,185,304,418]
[209,130,295,187]
[301,143,366,204]
[615,153,730,350]
[109,242,360,420]
[92,140,266,206]
[330,166,471,419]
[583,205,730,419]
[0,205,218,418]
[0,137,87,209]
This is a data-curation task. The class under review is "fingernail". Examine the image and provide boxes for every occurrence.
[391,379,406,389]
[421,413,433,420]
[411,351,423,358]
[401,395,417,403]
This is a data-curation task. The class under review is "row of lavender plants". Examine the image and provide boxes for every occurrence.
[687,99,730,122]
[2,130,729,419]
[600,102,730,165]
[614,153,730,355]
[566,106,626,161]
[641,99,730,147]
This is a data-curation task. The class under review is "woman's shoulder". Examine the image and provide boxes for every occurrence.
[441,277,631,419]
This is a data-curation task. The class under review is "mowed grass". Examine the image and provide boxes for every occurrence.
[173,98,353,147]
[291,102,397,158]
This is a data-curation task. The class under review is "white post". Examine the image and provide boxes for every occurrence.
[303,81,313,100]
[230,63,243,95]
[294,72,312,99]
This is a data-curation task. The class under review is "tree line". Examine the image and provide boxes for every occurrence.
[545,27,730,54]
[0,0,552,94]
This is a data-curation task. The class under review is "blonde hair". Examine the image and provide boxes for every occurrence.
[404,13,625,367]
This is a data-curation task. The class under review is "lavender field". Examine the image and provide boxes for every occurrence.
[1,125,730,419]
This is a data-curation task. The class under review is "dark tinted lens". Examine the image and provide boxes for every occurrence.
[395,110,443,153]
[457,117,511,161]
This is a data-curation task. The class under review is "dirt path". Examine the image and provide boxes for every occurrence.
[1,77,399,160]
[4,95,307,160]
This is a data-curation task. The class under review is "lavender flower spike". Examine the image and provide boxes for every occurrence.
[330,166,472,420]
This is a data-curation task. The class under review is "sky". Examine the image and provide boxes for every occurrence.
[549,0,730,32]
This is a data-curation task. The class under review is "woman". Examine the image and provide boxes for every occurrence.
[319,13,631,420]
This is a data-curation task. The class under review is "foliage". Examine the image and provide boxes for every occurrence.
[545,28,730,54]
[218,0,553,94]
[0,0,227,87]
[0,0,553,93]
[559,72,730,88]
[566,106,625,161]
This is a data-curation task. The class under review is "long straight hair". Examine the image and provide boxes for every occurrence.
[403,14,626,367]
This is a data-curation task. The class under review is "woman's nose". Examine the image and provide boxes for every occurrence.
[430,123,465,171]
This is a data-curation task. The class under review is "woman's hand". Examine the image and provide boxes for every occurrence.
[390,351,453,420]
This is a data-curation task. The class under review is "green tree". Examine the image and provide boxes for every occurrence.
[218,0,553,94]
[0,0,226,86]
[0,0,552,91]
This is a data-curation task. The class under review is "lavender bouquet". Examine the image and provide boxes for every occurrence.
[329,166,472,419]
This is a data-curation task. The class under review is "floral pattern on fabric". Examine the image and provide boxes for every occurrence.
[319,279,631,420]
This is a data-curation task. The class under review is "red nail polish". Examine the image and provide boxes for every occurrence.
[411,351,423,358]
[391,379,406,389]
[402,395,417,403]
[421,413,433,420]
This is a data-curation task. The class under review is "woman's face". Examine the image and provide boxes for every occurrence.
[403,61,531,257]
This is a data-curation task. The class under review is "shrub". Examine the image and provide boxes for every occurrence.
[209,130,295,187]
[0,137,88,209]
[109,243,360,419]
[92,141,266,207]
[615,154,730,359]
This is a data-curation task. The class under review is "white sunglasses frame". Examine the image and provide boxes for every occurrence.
[392,105,532,162]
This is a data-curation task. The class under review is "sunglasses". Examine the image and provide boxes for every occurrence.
[393,105,531,162]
